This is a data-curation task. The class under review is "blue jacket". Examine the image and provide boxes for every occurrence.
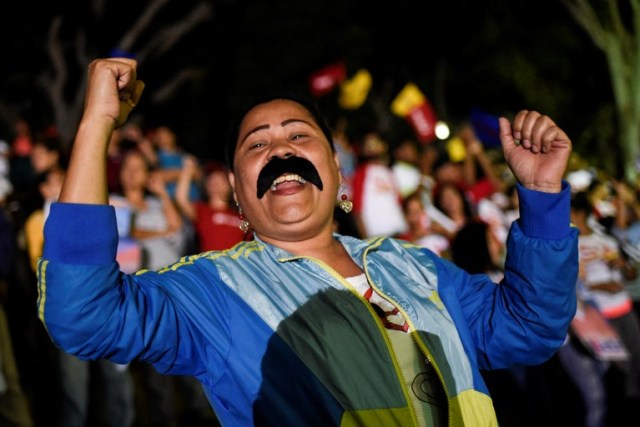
[37,183,578,426]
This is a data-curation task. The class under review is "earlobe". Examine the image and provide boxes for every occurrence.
[228,171,237,203]
[333,151,341,172]
[228,171,236,189]
[333,152,343,188]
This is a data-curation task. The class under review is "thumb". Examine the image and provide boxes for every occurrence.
[499,117,516,152]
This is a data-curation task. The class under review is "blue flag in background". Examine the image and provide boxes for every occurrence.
[470,108,501,147]
[109,48,136,59]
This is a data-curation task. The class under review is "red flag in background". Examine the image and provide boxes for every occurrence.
[406,102,437,144]
[309,62,347,97]
[391,83,437,144]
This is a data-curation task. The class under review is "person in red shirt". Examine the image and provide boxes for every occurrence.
[176,155,250,251]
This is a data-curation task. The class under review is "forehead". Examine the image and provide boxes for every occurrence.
[122,151,147,167]
[407,197,422,208]
[207,169,228,180]
[239,99,317,133]
[154,126,174,138]
[32,144,55,154]
[227,97,334,170]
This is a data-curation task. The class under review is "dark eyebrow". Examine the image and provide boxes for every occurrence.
[239,124,270,145]
[239,118,315,145]
[281,118,314,127]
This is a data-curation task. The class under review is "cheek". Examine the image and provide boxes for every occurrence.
[232,173,256,205]
[323,160,342,190]
[441,196,454,210]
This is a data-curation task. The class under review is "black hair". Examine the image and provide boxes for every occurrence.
[570,191,592,215]
[32,134,69,169]
[433,181,475,221]
[225,94,335,170]
[451,220,494,274]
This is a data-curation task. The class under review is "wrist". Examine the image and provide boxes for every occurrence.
[525,183,562,194]
[75,116,116,146]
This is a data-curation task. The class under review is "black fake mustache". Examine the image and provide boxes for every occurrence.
[256,156,323,199]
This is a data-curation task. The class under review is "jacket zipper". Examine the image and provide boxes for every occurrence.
[361,242,453,427]
[281,254,421,427]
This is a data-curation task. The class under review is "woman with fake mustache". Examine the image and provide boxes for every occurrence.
[37,58,578,426]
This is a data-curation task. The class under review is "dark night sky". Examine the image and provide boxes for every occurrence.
[0,0,612,164]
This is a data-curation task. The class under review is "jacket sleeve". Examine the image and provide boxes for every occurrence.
[37,202,230,376]
[435,181,579,369]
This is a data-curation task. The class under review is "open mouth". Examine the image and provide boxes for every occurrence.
[257,156,323,199]
[270,173,307,190]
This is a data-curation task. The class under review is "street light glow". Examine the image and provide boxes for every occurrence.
[435,121,450,140]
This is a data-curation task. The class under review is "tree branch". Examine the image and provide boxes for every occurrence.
[135,1,214,63]
[151,67,203,103]
[560,0,608,49]
[118,0,171,55]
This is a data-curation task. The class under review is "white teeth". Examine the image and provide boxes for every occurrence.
[270,174,307,191]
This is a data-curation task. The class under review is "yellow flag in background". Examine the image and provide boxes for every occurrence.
[446,136,467,162]
[391,83,438,144]
[391,83,426,117]
[339,69,372,110]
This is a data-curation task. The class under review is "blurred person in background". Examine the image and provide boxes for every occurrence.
[432,181,476,240]
[331,116,358,200]
[0,177,33,427]
[391,138,423,199]
[351,131,407,238]
[13,132,68,222]
[457,122,506,205]
[8,117,34,198]
[24,166,135,427]
[176,155,249,252]
[109,148,213,426]
[149,125,202,202]
[571,190,640,412]
[397,190,450,258]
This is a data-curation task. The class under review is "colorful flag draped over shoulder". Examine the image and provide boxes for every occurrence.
[309,62,347,97]
[339,69,372,110]
[391,83,437,145]
[470,108,501,148]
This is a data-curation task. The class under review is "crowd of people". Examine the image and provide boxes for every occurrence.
[0,57,638,426]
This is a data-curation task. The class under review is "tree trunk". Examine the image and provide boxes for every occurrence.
[620,113,640,182]
[562,0,640,181]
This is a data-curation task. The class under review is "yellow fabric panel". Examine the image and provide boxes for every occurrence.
[340,406,417,427]
[449,389,498,427]
[36,259,48,326]
[339,388,497,427]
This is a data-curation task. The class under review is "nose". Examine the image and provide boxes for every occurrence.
[268,139,296,160]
